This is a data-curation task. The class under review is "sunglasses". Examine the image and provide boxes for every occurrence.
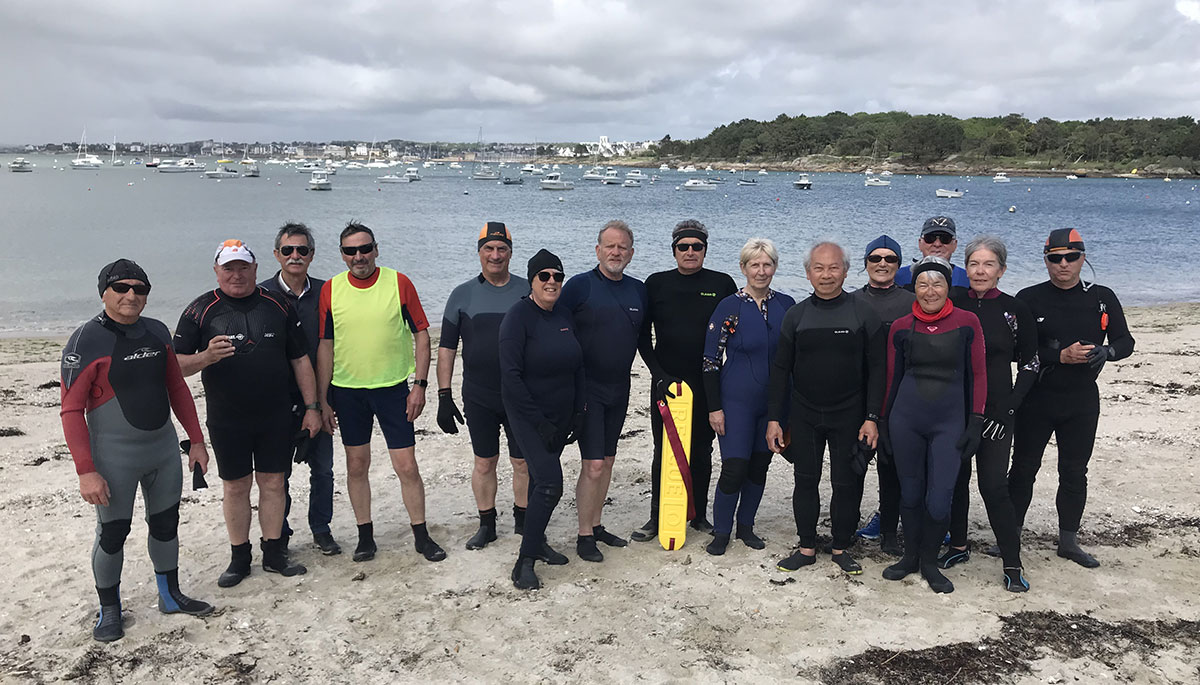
[867,254,900,264]
[1045,251,1083,264]
[340,243,376,256]
[110,282,151,296]
[536,271,565,283]
[278,245,311,257]
[923,233,954,245]
[675,242,706,253]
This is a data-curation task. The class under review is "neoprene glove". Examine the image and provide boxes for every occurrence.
[536,421,558,451]
[656,376,683,399]
[1085,343,1116,372]
[436,389,465,434]
[849,437,875,477]
[981,417,1007,442]
[877,421,893,465]
[564,411,585,446]
[292,429,313,464]
[956,413,986,461]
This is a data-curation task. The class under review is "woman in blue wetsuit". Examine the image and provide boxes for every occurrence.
[880,257,987,594]
[702,238,795,555]
[499,249,585,590]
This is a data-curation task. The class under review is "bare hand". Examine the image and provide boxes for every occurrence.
[79,472,111,506]
[321,405,338,434]
[406,386,426,422]
[766,421,786,454]
[188,442,210,475]
[858,420,879,450]
[709,410,726,436]
[204,335,236,364]
[301,409,322,437]
[1060,341,1094,365]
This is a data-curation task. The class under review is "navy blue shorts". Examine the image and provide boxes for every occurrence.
[464,393,522,460]
[208,410,293,480]
[329,383,416,449]
[579,395,629,460]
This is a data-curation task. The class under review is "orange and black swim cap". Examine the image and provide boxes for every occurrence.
[1044,228,1085,254]
[478,221,512,250]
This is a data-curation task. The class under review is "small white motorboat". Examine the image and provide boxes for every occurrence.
[625,169,647,180]
[158,158,205,173]
[935,188,964,198]
[8,158,34,172]
[581,167,605,180]
[680,164,697,173]
[378,174,408,183]
[405,167,423,181]
[758,169,768,175]
[308,170,332,190]
[865,177,890,187]
[659,163,670,171]
[470,165,498,180]
[1065,174,1078,180]
[879,170,894,176]
[448,162,463,169]
[540,172,574,190]
[204,165,240,179]
[793,174,812,189]
[242,164,260,178]
[737,178,758,186]
[681,178,716,191]
[622,179,641,188]
[600,170,622,184]
[992,172,1011,183]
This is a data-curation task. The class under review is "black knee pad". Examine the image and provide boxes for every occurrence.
[717,459,750,494]
[147,503,180,542]
[537,482,564,508]
[98,519,132,554]
[748,451,772,485]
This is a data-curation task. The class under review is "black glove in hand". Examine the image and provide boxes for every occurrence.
[1085,343,1115,372]
[436,389,465,434]
[564,411,585,445]
[536,421,558,451]
[655,377,683,399]
[877,421,893,464]
[956,413,986,461]
[981,417,1007,442]
[292,429,313,464]
[849,437,875,477]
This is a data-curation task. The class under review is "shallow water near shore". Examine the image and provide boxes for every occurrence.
[2,155,1197,333]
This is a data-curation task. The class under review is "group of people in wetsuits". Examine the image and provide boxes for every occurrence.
[62,214,1134,642]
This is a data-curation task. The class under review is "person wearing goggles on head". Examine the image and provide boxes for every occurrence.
[1009,229,1134,569]
[437,222,530,551]
[851,235,915,557]
[316,222,445,564]
[631,220,737,542]
[62,260,214,642]
[258,223,341,557]
[175,240,321,587]
[499,250,586,589]
[895,217,970,290]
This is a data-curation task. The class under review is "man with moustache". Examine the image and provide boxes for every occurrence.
[175,240,320,587]
[895,216,970,289]
[559,220,647,561]
[259,222,341,556]
[437,222,531,550]
[631,219,737,542]
[317,222,446,563]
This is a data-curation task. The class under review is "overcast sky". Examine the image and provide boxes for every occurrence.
[3,0,1199,145]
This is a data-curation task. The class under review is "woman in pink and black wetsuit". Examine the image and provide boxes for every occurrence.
[879,256,987,594]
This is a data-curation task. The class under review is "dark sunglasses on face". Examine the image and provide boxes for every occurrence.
[278,245,311,257]
[867,254,900,264]
[1046,251,1083,264]
[675,242,706,253]
[110,282,151,296]
[923,232,954,245]
[536,271,565,283]
[341,243,376,256]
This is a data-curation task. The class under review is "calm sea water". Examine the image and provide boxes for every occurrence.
[2,156,1197,335]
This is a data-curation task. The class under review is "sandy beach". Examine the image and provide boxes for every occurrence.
[1,303,1198,684]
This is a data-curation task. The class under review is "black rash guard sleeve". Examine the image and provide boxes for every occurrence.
[767,303,799,423]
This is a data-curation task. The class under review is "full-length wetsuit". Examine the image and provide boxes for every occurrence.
[639,268,737,528]
[1010,281,1134,535]
[767,291,884,552]
[949,288,1039,569]
[703,289,795,538]
[852,283,915,543]
[883,301,986,573]
[499,297,585,560]
[559,267,646,460]
[61,313,205,611]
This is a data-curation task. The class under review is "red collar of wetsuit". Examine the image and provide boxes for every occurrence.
[968,287,1001,300]
[912,298,954,323]
[347,267,381,289]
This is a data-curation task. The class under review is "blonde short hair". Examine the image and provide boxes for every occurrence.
[740,238,779,267]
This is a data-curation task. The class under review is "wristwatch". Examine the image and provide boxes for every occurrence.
[413,379,429,388]
[304,403,321,411]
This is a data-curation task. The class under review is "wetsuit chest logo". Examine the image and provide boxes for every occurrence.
[834,329,850,334]
[699,292,717,297]
[63,353,82,369]
[123,347,163,361]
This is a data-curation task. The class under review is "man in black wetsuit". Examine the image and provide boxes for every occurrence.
[437,222,530,550]
[259,222,341,556]
[1010,228,1135,568]
[632,220,737,542]
[766,241,884,576]
[175,240,323,587]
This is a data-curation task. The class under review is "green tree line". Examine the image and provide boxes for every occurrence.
[655,112,1200,167]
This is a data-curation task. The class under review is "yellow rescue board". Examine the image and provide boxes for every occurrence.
[658,381,693,551]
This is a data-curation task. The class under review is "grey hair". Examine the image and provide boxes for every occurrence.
[913,255,952,284]
[804,240,850,272]
[674,218,706,233]
[963,235,1008,269]
[598,219,634,246]
[275,222,315,251]
[740,238,778,267]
